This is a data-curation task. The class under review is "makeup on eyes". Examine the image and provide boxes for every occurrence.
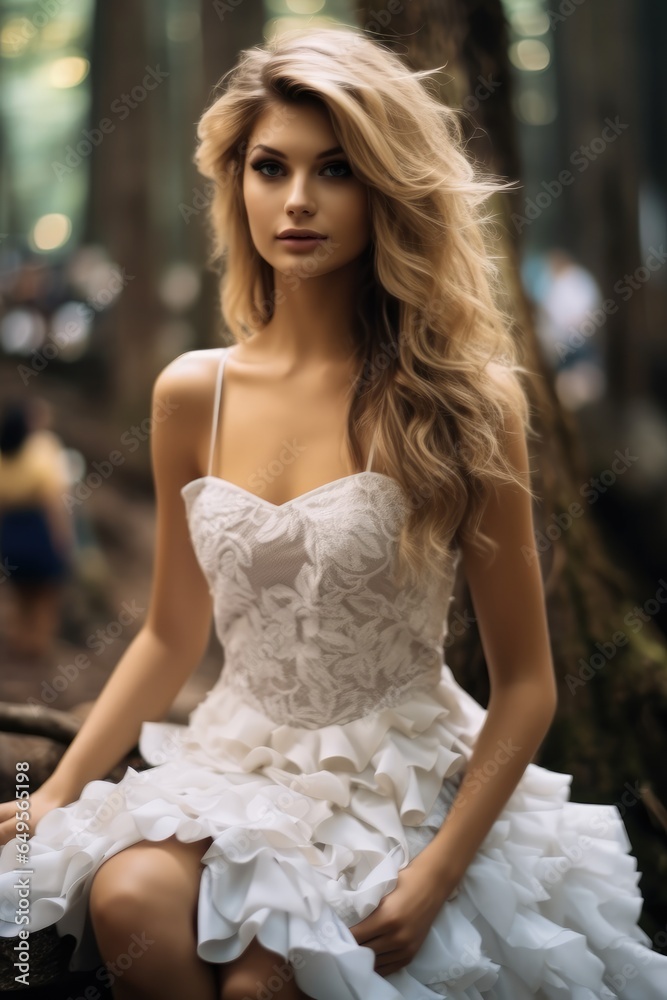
[249,143,344,159]
[249,159,351,178]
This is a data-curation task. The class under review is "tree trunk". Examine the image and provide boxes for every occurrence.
[86,0,162,432]
[193,0,268,348]
[552,0,645,407]
[357,0,667,940]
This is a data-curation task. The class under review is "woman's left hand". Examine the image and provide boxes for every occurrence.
[348,853,452,978]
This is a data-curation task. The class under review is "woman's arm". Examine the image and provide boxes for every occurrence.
[349,373,558,964]
[414,379,558,898]
[43,353,216,802]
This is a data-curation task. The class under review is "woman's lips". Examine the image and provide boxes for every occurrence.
[276,236,328,251]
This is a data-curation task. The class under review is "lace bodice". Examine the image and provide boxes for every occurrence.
[180,347,461,729]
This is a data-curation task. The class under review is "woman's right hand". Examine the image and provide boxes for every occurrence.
[0,782,72,848]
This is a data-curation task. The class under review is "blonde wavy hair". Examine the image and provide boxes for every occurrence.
[193,25,538,590]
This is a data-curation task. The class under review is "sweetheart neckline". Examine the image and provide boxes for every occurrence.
[180,470,403,511]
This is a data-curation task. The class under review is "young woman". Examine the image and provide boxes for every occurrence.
[0,399,73,658]
[1,25,665,1000]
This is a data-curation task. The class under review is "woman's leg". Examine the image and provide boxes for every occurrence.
[89,834,218,1000]
[5,583,39,655]
[5,581,59,657]
[218,936,314,1000]
[28,581,62,654]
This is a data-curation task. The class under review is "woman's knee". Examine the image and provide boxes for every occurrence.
[221,968,304,1000]
[221,974,311,1000]
[219,938,307,1000]
[89,835,212,935]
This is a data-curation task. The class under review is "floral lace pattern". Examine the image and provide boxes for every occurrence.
[181,473,460,728]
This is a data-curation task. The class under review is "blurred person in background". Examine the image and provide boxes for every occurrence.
[0,398,74,659]
[527,248,608,409]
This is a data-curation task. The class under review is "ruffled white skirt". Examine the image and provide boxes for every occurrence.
[1,665,666,999]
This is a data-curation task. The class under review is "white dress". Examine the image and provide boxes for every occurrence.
[1,345,666,999]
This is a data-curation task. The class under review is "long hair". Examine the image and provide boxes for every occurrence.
[193,25,538,589]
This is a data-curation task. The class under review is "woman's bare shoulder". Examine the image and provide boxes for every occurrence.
[150,349,226,480]
[153,347,223,402]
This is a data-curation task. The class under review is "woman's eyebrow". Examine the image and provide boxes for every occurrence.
[249,144,344,160]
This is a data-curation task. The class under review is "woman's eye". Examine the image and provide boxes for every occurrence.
[253,161,282,177]
[322,162,352,178]
[251,160,351,178]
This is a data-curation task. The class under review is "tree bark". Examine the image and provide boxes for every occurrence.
[194,0,268,349]
[86,0,162,430]
[357,0,667,941]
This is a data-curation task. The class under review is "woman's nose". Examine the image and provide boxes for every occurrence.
[284,174,316,214]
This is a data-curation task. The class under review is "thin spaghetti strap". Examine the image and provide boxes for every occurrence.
[207,348,231,477]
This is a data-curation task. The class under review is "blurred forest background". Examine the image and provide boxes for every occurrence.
[0,0,666,981]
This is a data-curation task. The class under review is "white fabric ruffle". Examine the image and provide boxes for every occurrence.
[1,674,666,998]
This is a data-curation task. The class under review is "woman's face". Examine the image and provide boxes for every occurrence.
[242,99,371,277]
